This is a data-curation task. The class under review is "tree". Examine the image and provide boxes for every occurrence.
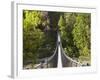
[72,13,91,59]
[23,10,46,65]
[58,13,80,58]
[23,10,58,66]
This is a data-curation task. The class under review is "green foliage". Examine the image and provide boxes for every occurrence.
[23,10,47,64]
[23,10,91,66]
[24,11,42,28]
[23,10,57,65]
[23,27,45,64]
[58,15,66,28]
[72,13,91,57]
[37,31,57,58]
[58,13,91,62]
[58,13,80,58]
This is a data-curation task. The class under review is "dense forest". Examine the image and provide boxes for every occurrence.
[58,13,91,63]
[23,10,91,68]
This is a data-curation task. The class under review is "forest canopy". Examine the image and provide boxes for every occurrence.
[23,10,91,67]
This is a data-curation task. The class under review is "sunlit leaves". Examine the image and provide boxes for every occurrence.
[24,11,43,28]
[72,13,91,57]
[23,10,91,65]
[23,10,57,65]
[58,13,80,58]
[58,13,91,60]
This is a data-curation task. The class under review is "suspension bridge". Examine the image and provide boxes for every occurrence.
[24,32,82,69]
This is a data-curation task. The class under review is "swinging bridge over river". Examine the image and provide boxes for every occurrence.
[24,32,82,69]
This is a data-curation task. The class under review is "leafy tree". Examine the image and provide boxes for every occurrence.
[23,10,58,66]
[23,10,91,67]
[72,13,91,58]
[58,13,91,61]
[58,13,79,58]
[23,10,47,65]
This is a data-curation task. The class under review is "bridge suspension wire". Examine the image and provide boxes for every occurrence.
[47,44,58,61]
[60,40,82,67]
[36,32,82,68]
[24,31,83,69]
[37,44,58,62]
[35,41,58,68]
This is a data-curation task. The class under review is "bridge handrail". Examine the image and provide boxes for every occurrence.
[34,64,41,68]
[34,63,48,69]
[47,44,58,61]
[60,43,82,66]
[37,43,58,63]
[58,31,82,66]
